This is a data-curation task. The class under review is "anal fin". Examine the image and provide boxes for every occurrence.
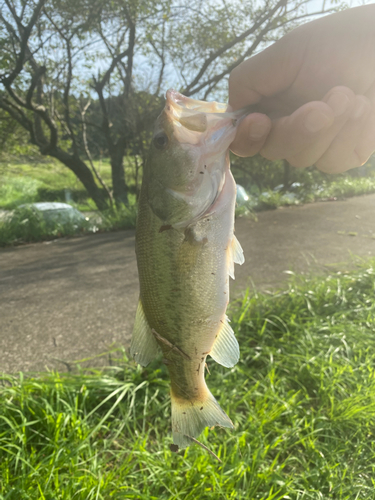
[130,299,161,366]
[228,235,244,280]
[232,235,245,265]
[209,316,239,368]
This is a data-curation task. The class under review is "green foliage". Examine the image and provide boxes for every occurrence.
[232,154,375,194]
[36,187,89,204]
[233,155,375,214]
[1,262,375,497]
[0,198,138,247]
[98,198,138,231]
[0,206,91,247]
[316,175,375,199]
[0,176,43,209]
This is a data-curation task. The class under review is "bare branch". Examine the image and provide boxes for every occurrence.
[182,0,288,95]
[80,99,114,208]
[0,97,38,146]
[92,74,114,151]
[25,65,46,107]
[185,6,337,97]
[94,47,131,92]
[122,6,136,99]
[149,20,166,96]
[4,82,57,152]
[2,0,47,85]
[42,9,79,153]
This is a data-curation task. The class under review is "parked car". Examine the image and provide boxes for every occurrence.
[19,202,88,228]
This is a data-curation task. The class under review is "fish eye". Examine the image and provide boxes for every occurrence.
[153,132,169,150]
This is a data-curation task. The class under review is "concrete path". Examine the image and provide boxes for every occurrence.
[1,194,375,374]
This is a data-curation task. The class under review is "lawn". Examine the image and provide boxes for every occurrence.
[0,158,140,211]
[1,260,375,499]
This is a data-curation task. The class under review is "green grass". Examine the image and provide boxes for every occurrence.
[0,159,141,210]
[0,206,92,247]
[0,176,44,208]
[1,261,375,498]
[0,159,113,192]
[236,175,375,213]
[0,201,138,247]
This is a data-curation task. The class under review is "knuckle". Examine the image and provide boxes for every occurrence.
[316,158,341,173]
[328,85,355,99]
[286,155,314,169]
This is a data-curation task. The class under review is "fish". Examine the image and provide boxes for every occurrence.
[130,89,247,449]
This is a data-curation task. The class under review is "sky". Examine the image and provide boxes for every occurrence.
[307,0,374,12]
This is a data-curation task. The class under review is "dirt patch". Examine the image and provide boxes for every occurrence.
[1,194,374,374]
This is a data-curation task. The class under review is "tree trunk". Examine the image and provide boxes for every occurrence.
[50,148,109,210]
[110,142,129,206]
[282,160,291,191]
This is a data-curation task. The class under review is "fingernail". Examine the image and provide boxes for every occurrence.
[326,92,350,117]
[351,99,368,120]
[304,110,331,133]
[249,120,269,140]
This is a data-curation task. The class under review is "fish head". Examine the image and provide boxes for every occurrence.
[143,89,242,228]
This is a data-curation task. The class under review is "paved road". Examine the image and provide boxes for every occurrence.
[1,194,375,374]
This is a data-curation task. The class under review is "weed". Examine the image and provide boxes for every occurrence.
[1,261,375,498]
[0,206,92,247]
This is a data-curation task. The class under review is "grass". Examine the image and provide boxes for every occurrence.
[0,206,91,247]
[0,201,138,247]
[236,175,375,213]
[1,260,375,498]
[0,158,140,210]
[0,158,113,191]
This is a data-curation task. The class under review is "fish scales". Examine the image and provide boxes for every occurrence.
[131,89,246,449]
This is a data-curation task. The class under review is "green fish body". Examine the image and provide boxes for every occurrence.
[131,90,245,448]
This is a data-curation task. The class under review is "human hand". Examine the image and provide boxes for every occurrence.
[229,4,375,173]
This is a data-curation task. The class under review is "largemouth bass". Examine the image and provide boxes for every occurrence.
[130,89,246,449]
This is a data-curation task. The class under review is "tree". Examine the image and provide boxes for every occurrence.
[0,0,336,209]
[0,0,110,208]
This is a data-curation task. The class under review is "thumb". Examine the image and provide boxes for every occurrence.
[228,33,305,111]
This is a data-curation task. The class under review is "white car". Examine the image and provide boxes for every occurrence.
[19,202,88,227]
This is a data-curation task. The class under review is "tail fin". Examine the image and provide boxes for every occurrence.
[171,388,234,449]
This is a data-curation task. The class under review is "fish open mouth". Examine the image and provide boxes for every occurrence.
[165,90,229,133]
[166,89,227,114]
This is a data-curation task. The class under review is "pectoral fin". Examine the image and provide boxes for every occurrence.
[228,235,244,280]
[209,316,239,368]
[130,299,161,366]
